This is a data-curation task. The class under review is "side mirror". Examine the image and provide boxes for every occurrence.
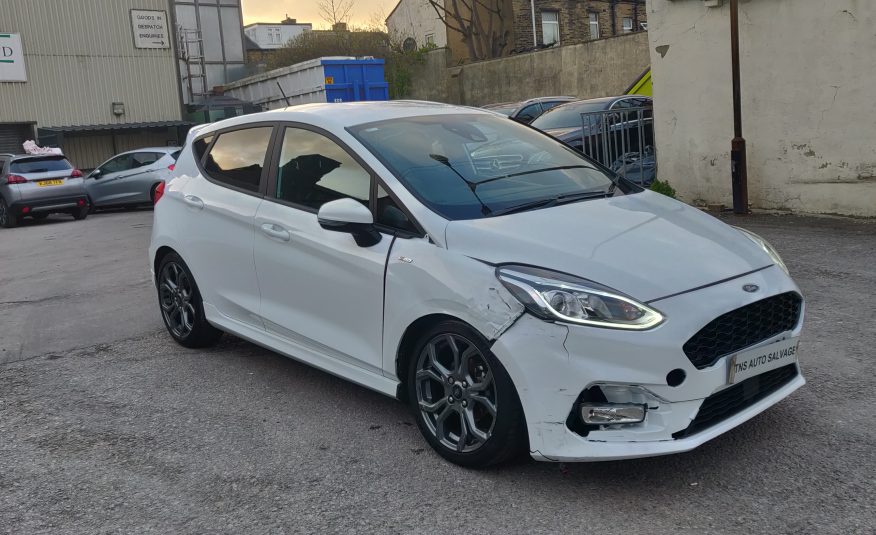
[317,198,381,247]
[90,169,102,179]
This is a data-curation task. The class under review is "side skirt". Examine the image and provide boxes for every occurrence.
[203,303,400,399]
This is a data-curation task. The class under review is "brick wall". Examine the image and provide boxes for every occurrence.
[510,0,646,52]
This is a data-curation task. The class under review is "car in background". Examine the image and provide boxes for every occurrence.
[482,96,577,124]
[530,95,652,150]
[0,153,88,228]
[85,147,180,209]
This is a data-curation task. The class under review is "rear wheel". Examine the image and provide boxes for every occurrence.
[72,206,88,220]
[0,198,17,228]
[407,320,527,468]
[157,252,222,348]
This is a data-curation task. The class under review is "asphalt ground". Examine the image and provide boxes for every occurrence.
[0,208,874,534]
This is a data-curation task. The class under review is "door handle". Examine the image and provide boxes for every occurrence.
[183,195,204,209]
[260,223,290,242]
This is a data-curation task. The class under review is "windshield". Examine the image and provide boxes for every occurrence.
[10,157,72,174]
[348,113,620,220]
[531,101,612,130]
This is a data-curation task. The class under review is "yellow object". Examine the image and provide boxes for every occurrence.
[37,180,64,187]
[325,76,334,85]
[626,68,652,97]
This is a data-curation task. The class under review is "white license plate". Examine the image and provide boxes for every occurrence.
[727,336,800,384]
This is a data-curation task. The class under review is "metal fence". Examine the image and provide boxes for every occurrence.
[580,107,655,186]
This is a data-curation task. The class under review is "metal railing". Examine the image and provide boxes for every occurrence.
[580,107,655,186]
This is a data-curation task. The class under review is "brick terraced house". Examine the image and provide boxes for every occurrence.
[511,0,647,52]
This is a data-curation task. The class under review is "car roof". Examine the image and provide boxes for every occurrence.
[197,101,495,136]
[482,96,577,111]
[521,96,577,105]
[7,153,68,160]
[116,147,181,156]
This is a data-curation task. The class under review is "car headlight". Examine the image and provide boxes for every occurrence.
[496,265,664,330]
[735,227,789,274]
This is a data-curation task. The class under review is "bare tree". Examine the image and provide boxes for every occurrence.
[428,0,509,60]
[318,0,355,26]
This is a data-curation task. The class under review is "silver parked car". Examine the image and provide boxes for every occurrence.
[0,153,89,228]
[85,147,180,209]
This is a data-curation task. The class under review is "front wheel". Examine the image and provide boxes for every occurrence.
[407,320,527,468]
[157,252,222,348]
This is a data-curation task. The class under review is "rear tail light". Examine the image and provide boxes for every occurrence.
[153,181,165,204]
[77,199,86,207]
[6,174,26,185]
[21,206,30,214]
[70,169,83,178]
[168,164,175,172]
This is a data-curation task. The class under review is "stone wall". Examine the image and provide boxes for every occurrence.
[405,31,650,106]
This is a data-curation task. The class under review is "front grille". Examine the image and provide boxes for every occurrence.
[672,364,798,439]
[683,292,802,369]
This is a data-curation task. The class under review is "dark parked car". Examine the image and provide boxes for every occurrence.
[482,96,577,124]
[530,95,652,150]
[530,95,655,185]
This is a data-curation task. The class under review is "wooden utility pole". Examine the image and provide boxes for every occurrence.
[730,0,748,214]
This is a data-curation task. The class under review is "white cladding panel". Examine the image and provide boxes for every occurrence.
[0,0,181,127]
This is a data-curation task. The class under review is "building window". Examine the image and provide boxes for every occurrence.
[589,13,600,40]
[622,17,634,33]
[541,11,560,45]
[425,33,435,45]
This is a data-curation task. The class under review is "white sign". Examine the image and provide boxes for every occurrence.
[130,10,170,49]
[0,33,27,82]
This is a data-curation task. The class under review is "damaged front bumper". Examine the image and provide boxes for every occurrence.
[491,265,805,462]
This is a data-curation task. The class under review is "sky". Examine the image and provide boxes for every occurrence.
[241,0,392,29]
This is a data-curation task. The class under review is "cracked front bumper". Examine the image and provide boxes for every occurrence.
[491,265,805,462]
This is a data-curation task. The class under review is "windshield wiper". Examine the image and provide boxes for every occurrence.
[429,154,493,215]
[474,165,593,188]
[490,190,611,217]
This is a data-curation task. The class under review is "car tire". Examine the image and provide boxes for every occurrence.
[0,198,18,229]
[156,252,222,348]
[72,206,88,220]
[407,320,527,468]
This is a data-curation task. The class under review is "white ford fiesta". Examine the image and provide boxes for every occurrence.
[149,101,805,467]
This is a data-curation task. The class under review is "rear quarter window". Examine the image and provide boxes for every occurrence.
[10,157,73,173]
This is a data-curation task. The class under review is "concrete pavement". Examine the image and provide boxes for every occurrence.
[0,209,874,534]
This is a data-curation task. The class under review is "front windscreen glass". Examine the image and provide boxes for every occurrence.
[349,113,623,220]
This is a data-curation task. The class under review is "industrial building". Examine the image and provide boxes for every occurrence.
[0,0,246,169]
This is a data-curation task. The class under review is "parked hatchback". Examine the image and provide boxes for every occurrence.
[531,95,653,150]
[150,102,805,468]
[86,147,180,209]
[0,153,88,228]
[482,96,577,124]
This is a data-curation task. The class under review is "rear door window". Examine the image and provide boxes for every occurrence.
[131,152,163,169]
[203,127,273,193]
[10,157,73,173]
